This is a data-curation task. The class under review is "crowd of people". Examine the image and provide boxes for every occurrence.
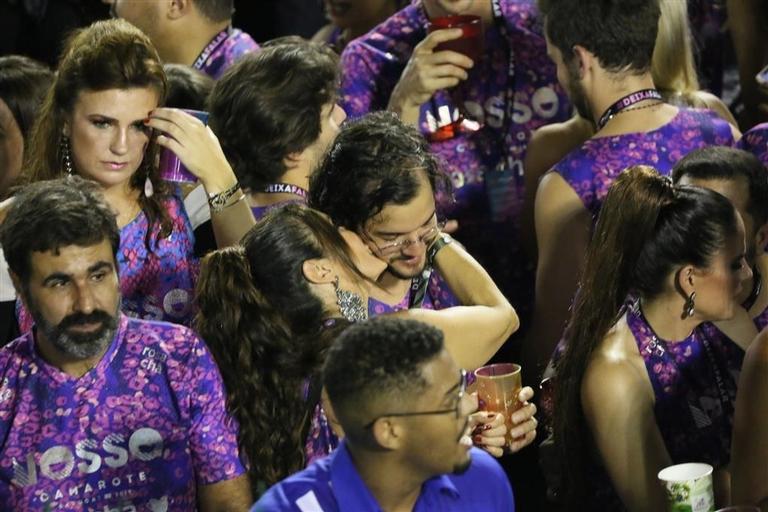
[0,0,767,510]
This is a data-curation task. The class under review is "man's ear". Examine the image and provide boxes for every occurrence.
[282,151,303,172]
[166,0,191,20]
[9,271,27,307]
[302,258,336,284]
[371,417,404,451]
[755,223,768,257]
[570,44,592,79]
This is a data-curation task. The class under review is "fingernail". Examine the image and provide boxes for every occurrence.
[143,118,150,124]
[473,435,483,444]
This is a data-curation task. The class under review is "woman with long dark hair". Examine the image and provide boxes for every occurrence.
[196,204,534,493]
[15,19,254,328]
[553,166,751,510]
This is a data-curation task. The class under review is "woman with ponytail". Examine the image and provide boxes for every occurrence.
[196,204,532,493]
[552,166,751,510]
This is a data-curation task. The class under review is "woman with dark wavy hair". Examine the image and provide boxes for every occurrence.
[14,18,254,329]
[552,166,751,510]
[196,204,535,493]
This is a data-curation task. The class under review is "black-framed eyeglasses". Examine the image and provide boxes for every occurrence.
[364,369,468,429]
[367,214,446,256]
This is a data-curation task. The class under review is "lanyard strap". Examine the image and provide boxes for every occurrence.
[700,332,732,411]
[596,88,663,130]
[263,183,308,199]
[193,27,231,70]
[409,267,432,309]
[490,0,516,170]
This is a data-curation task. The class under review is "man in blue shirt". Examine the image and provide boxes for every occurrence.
[253,318,515,511]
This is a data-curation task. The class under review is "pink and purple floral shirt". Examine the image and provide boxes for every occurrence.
[554,108,735,218]
[0,315,245,510]
[194,27,260,80]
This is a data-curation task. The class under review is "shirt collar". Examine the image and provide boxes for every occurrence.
[329,440,461,510]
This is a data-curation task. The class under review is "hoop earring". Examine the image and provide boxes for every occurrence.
[60,135,74,176]
[333,276,367,322]
[683,291,696,318]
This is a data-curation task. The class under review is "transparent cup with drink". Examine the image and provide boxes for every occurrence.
[425,14,484,142]
[474,362,522,452]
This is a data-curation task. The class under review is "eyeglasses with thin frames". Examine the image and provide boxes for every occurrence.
[367,216,447,256]
[364,368,468,429]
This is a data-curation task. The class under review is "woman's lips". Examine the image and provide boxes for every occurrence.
[104,161,129,170]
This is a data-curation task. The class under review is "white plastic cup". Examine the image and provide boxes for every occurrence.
[658,463,715,512]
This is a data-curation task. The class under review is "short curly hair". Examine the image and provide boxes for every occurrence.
[208,37,339,191]
[309,111,450,232]
[323,317,445,441]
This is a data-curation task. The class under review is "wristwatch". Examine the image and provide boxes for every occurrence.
[208,182,242,212]
[427,233,453,263]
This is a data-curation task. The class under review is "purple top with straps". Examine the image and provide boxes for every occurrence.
[251,199,305,221]
[738,122,768,168]
[555,108,735,218]
[194,27,260,80]
[586,301,742,509]
[340,0,569,313]
[0,315,246,510]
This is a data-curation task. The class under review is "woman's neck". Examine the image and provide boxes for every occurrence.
[101,181,141,228]
[640,295,699,343]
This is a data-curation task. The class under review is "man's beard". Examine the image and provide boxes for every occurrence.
[566,62,592,122]
[27,296,120,359]
[386,257,427,280]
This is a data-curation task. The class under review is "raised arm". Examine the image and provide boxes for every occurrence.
[398,239,518,370]
[387,29,473,126]
[147,108,256,247]
[522,172,591,387]
[732,330,768,510]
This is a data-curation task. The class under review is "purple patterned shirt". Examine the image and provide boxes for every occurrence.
[0,315,245,510]
[339,0,570,313]
[737,122,768,167]
[554,108,735,218]
[368,270,460,316]
[251,199,304,221]
[194,27,260,80]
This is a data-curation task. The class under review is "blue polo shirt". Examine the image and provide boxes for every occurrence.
[252,441,514,511]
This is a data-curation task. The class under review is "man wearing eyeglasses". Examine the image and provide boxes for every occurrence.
[311,111,475,315]
[253,318,515,512]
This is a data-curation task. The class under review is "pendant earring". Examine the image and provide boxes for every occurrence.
[333,276,367,322]
[144,173,154,198]
[60,135,74,176]
[683,291,696,318]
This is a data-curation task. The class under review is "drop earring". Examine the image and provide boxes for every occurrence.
[333,276,367,322]
[682,291,696,318]
[60,135,74,176]
[144,170,154,198]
